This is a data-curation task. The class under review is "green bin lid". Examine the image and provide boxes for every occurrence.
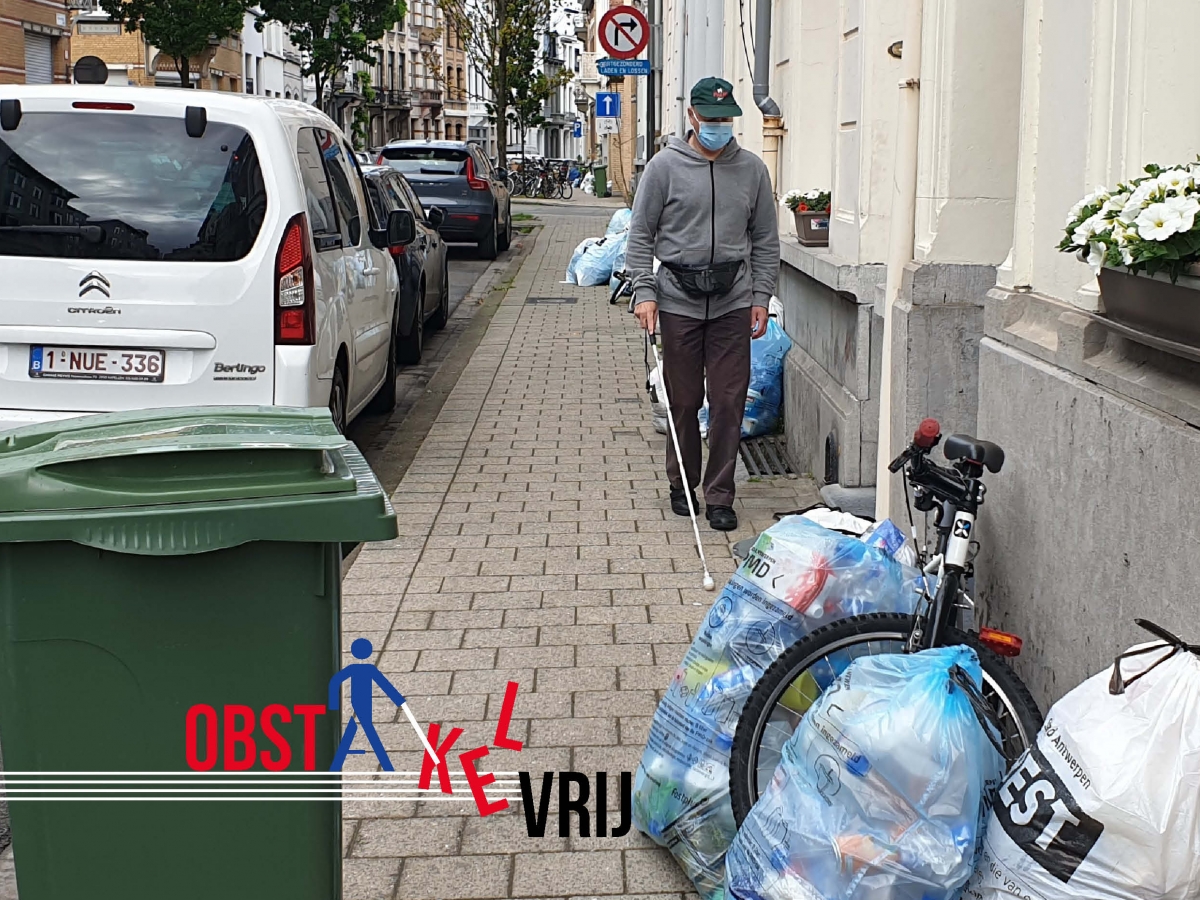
[0,407,398,554]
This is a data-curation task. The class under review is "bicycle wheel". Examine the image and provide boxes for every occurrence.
[728,612,1043,826]
[560,180,574,201]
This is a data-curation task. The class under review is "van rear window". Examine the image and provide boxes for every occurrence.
[379,147,468,176]
[0,111,266,261]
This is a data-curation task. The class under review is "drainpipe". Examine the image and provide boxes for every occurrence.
[752,0,785,194]
[874,0,924,521]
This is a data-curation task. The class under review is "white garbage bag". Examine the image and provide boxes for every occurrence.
[966,621,1200,900]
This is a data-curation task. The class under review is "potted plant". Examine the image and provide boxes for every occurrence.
[1060,162,1200,350]
[783,189,831,247]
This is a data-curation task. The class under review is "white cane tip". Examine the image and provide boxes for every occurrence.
[703,575,716,591]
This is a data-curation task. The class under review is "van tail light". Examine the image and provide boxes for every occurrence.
[978,627,1023,658]
[389,243,406,257]
[275,213,315,346]
[465,156,489,191]
[376,154,385,165]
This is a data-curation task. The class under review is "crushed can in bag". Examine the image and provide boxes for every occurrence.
[965,620,1200,900]
[632,516,925,899]
[726,646,1004,900]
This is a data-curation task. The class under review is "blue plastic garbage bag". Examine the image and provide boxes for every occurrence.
[726,646,1004,900]
[742,318,791,437]
[609,233,630,293]
[633,517,925,899]
[607,207,633,234]
[568,233,626,287]
[566,237,602,284]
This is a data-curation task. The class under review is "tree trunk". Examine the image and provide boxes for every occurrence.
[177,55,192,88]
[315,73,326,109]
[495,0,508,168]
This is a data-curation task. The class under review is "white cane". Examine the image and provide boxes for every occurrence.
[649,330,716,592]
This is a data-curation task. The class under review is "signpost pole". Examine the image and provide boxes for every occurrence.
[646,0,657,161]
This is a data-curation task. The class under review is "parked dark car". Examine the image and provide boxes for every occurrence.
[360,164,450,366]
[376,140,512,260]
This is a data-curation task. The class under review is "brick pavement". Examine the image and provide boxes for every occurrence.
[340,211,819,900]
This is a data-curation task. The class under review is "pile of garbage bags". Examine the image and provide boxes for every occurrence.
[632,515,925,898]
[966,622,1200,900]
[565,208,632,287]
[726,646,1004,900]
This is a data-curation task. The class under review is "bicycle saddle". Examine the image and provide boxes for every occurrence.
[944,434,1005,473]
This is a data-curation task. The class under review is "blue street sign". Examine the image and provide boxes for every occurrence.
[595,91,621,118]
[572,120,583,139]
[597,58,651,77]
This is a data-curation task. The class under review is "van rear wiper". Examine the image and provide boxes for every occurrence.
[0,224,105,243]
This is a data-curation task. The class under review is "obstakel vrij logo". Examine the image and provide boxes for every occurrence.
[182,638,633,837]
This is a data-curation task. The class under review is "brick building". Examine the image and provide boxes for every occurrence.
[71,4,243,89]
[1,0,71,85]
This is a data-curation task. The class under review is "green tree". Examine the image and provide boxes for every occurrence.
[505,19,572,159]
[259,0,406,109]
[112,0,250,89]
[436,0,570,167]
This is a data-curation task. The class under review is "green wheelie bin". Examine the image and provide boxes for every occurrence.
[0,407,398,900]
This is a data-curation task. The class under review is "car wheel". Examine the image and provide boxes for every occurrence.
[328,364,348,434]
[396,285,424,365]
[431,257,450,331]
[366,298,399,414]
[478,216,499,260]
[497,209,512,252]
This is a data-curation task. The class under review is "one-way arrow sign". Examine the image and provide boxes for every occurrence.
[595,92,621,118]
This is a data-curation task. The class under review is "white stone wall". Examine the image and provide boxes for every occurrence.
[1002,0,1200,309]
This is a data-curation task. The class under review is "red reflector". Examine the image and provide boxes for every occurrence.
[376,154,385,165]
[389,244,405,256]
[278,220,304,274]
[278,308,307,341]
[451,214,481,221]
[978,627,1023,658]
[914,418,941,448]
[72,102,135,111]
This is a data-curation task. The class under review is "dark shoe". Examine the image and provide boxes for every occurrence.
[670,486,699,517]
[706,505,738,531]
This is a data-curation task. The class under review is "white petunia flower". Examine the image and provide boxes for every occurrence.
[1165,194,1200,232]
[1120,196,1145,225]
[1136,203,1184,241]
[1102,192,1130,216]
[1158,169,1193,194]
[805,189,821,200]
[1087,242,1106,274]
[1072,213,1107,246]
[1121,246,1135,266]
[1130,181,1158,206]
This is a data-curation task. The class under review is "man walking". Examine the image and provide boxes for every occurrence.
[625,77,779,531]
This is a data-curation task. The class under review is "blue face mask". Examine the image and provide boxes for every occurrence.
[697,122,734,151]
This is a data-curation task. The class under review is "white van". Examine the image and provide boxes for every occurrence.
[0,86,407,434]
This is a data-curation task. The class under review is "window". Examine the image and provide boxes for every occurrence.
[12,172,26,189]
[0,112,266,261]
[30,203,40,218]
[296,128,339,247]
[363,178,390,232]
[31,186,42,200]
[7,194,21,210]
[52,211,62,225]
[316,131,362,247]
[388,51,396,89]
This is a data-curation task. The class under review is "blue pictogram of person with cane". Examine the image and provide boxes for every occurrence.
[328,638,438,771]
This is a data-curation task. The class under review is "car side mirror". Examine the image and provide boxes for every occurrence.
[387,208,416,247]
[427,206,446,229]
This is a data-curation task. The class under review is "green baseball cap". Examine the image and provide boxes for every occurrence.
[690,77,743,118]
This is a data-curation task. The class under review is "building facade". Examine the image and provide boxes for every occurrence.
[1,0,71,85]
[657,0,1199,707]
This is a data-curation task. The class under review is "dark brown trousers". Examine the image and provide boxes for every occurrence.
[658,307,751,508]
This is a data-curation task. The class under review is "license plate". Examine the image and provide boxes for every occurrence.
[29,346,166,383]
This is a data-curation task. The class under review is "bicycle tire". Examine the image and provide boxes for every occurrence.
[728,612,1043,826]
[553,180,565,200]
[560,180,574,201]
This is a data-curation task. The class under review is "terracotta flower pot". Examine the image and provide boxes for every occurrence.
[793,209,830,247]
[1097,267,1200,353]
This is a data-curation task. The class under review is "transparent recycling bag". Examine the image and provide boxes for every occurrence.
[743,318,792,438]
[633,517,925,899]
[727,646,1004,900]
[965,620,1200,900]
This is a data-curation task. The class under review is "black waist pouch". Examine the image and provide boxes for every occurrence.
[663,259,745,296]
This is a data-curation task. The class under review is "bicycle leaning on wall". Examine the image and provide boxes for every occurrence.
[727,419,1045,824]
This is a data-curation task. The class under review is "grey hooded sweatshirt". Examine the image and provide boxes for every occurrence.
[625,135,779,320]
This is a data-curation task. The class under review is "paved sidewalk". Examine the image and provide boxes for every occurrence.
[341,212,819,899]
